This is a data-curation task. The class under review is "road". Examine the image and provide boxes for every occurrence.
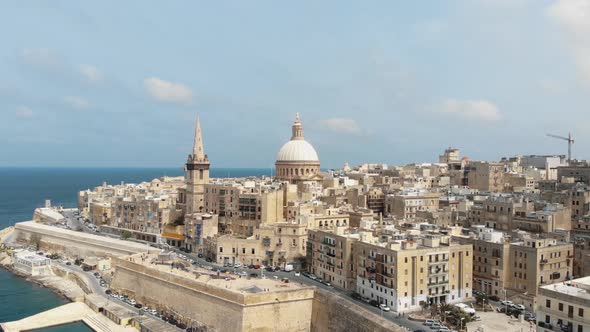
[55,260,185,331]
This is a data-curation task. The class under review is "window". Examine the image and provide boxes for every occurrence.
[559,303,564,311]
[579,308,584,317]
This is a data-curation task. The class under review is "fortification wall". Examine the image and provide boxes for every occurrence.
[311,288,405,332]
[110,258,314,332]
[13,221,150,257]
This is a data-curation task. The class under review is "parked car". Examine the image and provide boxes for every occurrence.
[369,300,379,307]
[500,300,513,307]
[248,264,255,269]
[424,319,435,326]
[489,295,500,301]
[294,271,301,276]
[134,303,142,309]
[378,304,390,312]
[321,280,331,287]
[514,304,525,311]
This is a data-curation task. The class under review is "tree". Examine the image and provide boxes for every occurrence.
[121,230,132,240]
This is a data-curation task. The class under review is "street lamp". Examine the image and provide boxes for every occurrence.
[460,317,464,331]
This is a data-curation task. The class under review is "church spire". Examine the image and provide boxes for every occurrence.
[193,116,205,161]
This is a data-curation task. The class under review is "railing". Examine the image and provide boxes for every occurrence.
[540,259,548,264]
[427,280,449,286]
[428,259,449,265]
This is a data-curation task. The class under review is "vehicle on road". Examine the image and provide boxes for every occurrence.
[237,271,248,276]
[378,304,390,312]
[295,271,300,276]
[514,304,525,311]
[500,300,513,307]
[321,280,331,287]
[283,264,294,272]
[424,319,435,326]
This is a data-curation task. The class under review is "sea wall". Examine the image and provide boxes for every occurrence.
[310,288,406,332]
[13,221,150,257]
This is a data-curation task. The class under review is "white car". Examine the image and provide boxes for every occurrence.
[378,304,390,312]
[424,319,435,326]
[501,300,513,307]
[149,309,157,315]
[514,304,525,311]
[294,272,301,276]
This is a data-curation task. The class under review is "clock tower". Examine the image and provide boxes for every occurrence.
[185,116,210,214]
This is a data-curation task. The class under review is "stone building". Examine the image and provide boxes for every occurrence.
[354,233,473,313]
[308,226,359,291]
[215,221,309,268]
[466,161,505,193]
[384,190,440,220]
[455,228,574,310]
[275,114,322,184]
[537,276,590,332]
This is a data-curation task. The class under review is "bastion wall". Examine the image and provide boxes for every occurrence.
[110,257,315,332]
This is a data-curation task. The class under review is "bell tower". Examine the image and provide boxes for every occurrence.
[185,116,210,214]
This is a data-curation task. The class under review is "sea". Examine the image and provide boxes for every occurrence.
[0,167,269,331]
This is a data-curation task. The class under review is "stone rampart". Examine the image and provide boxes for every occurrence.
[110,257,314,331]
[14,221,150,257]
[310,288,405,332]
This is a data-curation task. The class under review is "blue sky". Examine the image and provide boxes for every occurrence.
[1,1,589,168]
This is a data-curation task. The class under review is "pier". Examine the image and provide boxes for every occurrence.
[0,302,135,332]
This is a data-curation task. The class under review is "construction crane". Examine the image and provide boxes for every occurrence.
[547,132,574,163]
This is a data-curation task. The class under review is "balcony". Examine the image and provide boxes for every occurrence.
[427,280,449,287]
[428,259,449,265]
[540,259,548,265]
[326,252,336,258]
[323,240,336,247]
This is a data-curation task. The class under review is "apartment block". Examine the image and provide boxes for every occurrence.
[354,234,472,313]
[537,276,590,332]
[307,227,359,291]
[385,191,440,220]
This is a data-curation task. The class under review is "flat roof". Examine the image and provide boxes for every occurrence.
[541,277,590,302]
[129,253,311,296]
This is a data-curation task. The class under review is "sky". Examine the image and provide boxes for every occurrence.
[1,1,590,168]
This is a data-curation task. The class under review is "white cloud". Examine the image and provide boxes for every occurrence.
[64,96,91,110]
[79,65,104,84]
[319,118,362,135]
[548,0,590,86]
[20,48,62,69]
[144,77,193,105]
[15,106,33,119]
[437,99,502,122]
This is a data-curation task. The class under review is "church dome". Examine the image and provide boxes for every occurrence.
[277,139,319,162]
